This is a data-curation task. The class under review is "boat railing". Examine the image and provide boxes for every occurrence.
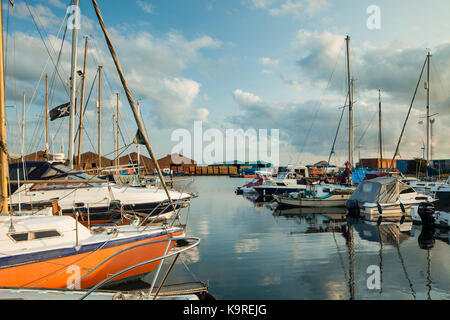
[73,236,201,300]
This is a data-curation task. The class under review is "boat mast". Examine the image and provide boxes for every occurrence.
[21,92,25,158]
[426,52,431,177]
[345,36,354,168]
[116,93,120,168]
[68,0,80,169]
[91,0,177,215]
[0,1,9,215]
[98,65,102,170]
[45,75,49,157]
[379,89,383,169]
[77,36,89,168]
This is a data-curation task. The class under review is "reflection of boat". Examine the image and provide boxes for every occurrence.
[273,206,347,216]
[0,215,183,289]
[350,218,413,245]
[346,177,434,222]
[273,185,354,208]
[273,211,348,235]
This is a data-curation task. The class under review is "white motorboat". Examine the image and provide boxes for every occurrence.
[403,178,445,196]
[346,177,434,222]
[274,185,354,208]
[8,162,193,223]
[431,177,450,200]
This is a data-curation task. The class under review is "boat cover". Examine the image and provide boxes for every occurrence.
[349,177,410,204]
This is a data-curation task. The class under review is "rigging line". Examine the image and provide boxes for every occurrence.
[356,109,378,148]
[390,57,428,169]
[23,0,70,96]
[298,42,344,158]
[328,96,348,165]
[26,19,69,155]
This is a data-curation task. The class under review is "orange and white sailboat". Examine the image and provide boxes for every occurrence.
[0,214,183,289]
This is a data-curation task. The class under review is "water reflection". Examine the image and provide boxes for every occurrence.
[168,178,450,300]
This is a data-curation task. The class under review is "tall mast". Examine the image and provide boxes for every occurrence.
[21,92,25,158]
[379,89,383,169]
[92,0,177,218]
[77,36,89,168]
[346,36,354,168]
[45,75,49,157]
[0,2,8,215]
[116,93,120,168]
[426,52,431,176]
[98,66,102,170]
[68,0,80,168]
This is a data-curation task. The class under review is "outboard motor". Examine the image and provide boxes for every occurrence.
[346,200,360,218]
[418,202,436,226]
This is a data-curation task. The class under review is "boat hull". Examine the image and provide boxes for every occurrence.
[0,229,183,289]
[275,194,351,208]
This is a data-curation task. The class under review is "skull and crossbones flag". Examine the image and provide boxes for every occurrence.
[49,102,71,121]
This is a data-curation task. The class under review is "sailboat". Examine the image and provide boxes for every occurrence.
[0,0,198,292]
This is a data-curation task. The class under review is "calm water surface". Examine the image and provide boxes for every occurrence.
[147,177,450,300]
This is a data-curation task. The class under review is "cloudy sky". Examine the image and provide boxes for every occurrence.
[3,0,450,166]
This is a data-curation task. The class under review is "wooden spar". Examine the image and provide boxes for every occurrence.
[116,93,120,168]
[45,75,49,157]
[98,66,102,170]
[379,90,383,169]
[9,179,108,184]
[68,0,80,169]
[77,37,89,168]
[0,2,9,215]
[91,0,177,214]
[21,92,25,158]
[426,52,431,176]
[345,36,354,169]
[390,57,428,170]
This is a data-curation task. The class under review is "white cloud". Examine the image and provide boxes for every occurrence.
[259,57,279,67]
[136,0,155,14]
[232,89,263,107]
[251,0,329,17]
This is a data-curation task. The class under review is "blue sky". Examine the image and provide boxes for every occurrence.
[3,0,450,165]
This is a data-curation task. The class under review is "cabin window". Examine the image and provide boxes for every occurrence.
[8,230,61,242]
[400,188,415,195]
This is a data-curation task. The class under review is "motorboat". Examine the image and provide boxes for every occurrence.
[273,184,354,208]
[403,177,445,196]
[235,172,272,195]
[431,177,450,200]
[0,215,186,289]
[411,198,450,229]
[346,177,434,222]
[8,162,193,224]
[253,166,312,199]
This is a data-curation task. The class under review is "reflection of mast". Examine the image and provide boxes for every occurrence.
[376,225,384,295]
[343,223,355,300]
[392,229,416,299]
[426,249,432,300]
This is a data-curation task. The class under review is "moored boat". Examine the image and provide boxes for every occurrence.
[0,215,184,289]
[274,185,354,208]
[346,177,434,222]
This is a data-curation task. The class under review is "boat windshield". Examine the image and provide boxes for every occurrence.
[44,164,95,181]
